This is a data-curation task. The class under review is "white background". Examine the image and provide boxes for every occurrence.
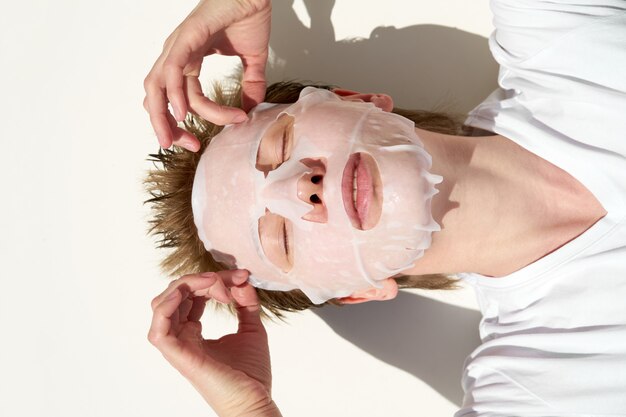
[0,1,498,416]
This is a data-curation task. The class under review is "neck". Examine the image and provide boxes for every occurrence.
[399,127,589,278]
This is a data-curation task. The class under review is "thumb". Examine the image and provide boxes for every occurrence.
[240,52,268,112]
[231,283,264,332]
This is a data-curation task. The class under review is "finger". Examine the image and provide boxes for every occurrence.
[164,111,202,152]
[163,58,188,123]
[241,81,267,114]
[187,296,208,322]
[179,296,194,323]
[145,83,174,148]
[151,273,217,311]
[185,76,248,125]
[240,51,269,112]
[148,288,182,347]
[231,283,263,332]
[200,270,249,288]
[171,307,180,333]
[148,290,201,372]
[161,29,204,122]
[207,275,232,304]
[150,271,249,312]
[217,269,250,287]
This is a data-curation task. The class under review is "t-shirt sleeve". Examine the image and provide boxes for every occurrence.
[454,364,559,417]
[467,0,626,159]
[489,0,626,62]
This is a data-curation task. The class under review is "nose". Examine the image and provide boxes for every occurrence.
[297,158,328,223]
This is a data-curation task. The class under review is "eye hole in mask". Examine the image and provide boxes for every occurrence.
[258,208,294,272]
[256,113,295,177]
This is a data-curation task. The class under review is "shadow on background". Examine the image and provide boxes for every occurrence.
[268,0,499,114]
[314,291,482,406]
[268,0,493,407]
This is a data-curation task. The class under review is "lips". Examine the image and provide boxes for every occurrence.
[341,152,383,230]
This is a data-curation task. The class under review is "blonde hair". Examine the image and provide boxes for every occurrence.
[145,80,471,319]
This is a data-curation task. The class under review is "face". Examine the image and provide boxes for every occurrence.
[192,88,442,304]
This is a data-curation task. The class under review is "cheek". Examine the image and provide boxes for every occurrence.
[291,223,359,271]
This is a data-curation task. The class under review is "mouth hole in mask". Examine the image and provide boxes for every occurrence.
[341,152,383,230]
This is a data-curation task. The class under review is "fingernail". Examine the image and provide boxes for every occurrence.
[232,113,248,124]
[156,133,170,149]
[166,290,179,301]
[179,138,197,151]
[200,272,216,279]
[233,272,249,282]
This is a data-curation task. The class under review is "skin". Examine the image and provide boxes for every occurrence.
[399,126,608,280]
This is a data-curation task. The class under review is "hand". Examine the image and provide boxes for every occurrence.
[143,0,271,151]
[148,270,282,417]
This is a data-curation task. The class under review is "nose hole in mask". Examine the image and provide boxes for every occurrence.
[310,194,321,204]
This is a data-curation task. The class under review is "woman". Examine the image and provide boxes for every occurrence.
[143,0,626,415]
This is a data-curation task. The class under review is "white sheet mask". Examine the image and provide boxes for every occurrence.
[192,87,443,304]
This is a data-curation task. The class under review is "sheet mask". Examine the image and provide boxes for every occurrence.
[192,87,443,304]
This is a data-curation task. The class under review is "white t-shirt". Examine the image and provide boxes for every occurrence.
[454,1,626,416]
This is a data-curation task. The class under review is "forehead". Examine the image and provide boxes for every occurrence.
[210,97,376,150]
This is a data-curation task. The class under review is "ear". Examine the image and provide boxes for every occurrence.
[332,88,395,112]
[337,278,399,305]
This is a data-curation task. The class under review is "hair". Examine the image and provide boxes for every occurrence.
[144,80,474,319]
